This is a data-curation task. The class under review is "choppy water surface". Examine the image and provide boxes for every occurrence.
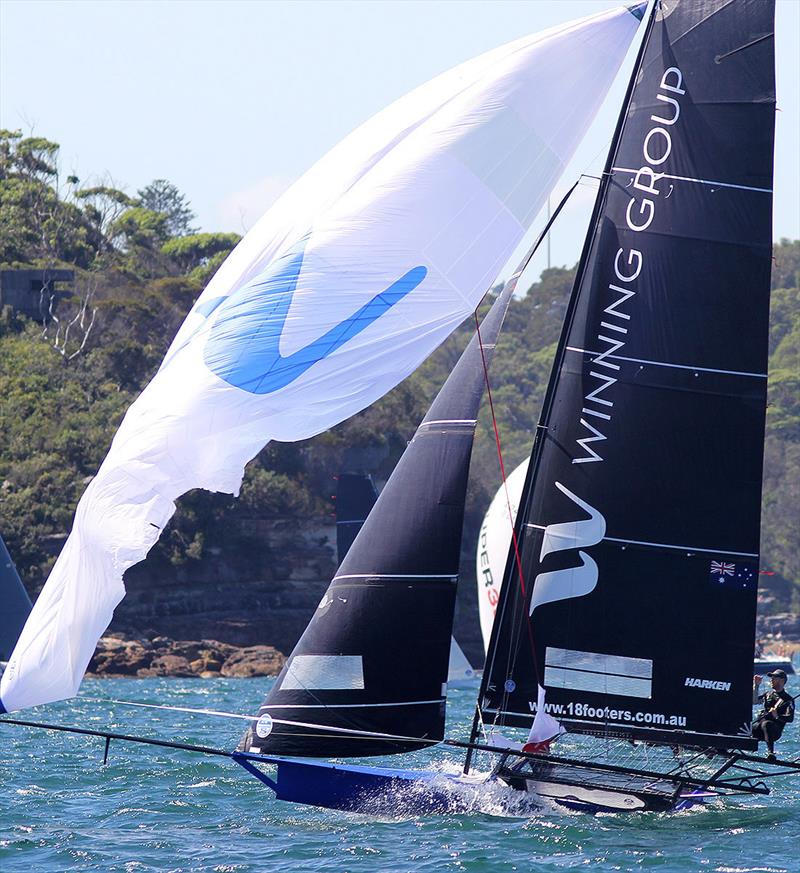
[1,675,798,872]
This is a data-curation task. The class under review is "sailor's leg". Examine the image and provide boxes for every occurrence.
[751,717,768,746]
[763,720,784,757]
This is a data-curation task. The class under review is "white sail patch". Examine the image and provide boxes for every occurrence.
[475,459,529,653]
[529,482,605,616]
[545,646,653,699]
[280,655,365,691]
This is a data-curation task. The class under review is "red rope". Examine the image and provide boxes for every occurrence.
[473,311,527,596]
[473,309,540,680]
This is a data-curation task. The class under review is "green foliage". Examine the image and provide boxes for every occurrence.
[0,133,217,278]
[76,185,136,207]
[0,131,101,267]
[760,244,800,595]
[189,249,230,285]
[161,232,240,275]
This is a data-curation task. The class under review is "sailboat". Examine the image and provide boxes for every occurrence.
[2,0,798,816]
[232,0,799,813]
[335,471,478,685]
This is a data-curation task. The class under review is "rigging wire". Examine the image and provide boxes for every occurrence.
[477,178,582,685]
[463,179,582,775]
[474,311,537,673]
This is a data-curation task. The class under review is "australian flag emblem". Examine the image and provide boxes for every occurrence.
[709,560,757,590]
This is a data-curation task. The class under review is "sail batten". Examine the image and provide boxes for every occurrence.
[479,0,775,752]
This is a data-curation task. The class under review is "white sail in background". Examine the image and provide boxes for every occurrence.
[476,459,529,652]
[0,5,643,713]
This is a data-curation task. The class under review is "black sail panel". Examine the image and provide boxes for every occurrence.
[243,283,515,757]
[0,534,32,663]
[481,0,774,750]
[335,473,378,564]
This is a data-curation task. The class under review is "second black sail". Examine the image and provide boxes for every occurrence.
[243,282,514,757]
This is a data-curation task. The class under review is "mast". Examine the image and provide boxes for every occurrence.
[241,281,516,758]
[472,0,776,760]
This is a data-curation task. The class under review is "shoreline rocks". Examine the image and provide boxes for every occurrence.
[87,633,285,679]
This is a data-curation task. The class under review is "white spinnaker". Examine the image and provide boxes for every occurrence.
[0,6,642,713]
[476,459,529,653]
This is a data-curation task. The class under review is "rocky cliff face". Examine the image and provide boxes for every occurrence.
[109,515,487,669]
[88,634,285,678]
[111,518,338,654]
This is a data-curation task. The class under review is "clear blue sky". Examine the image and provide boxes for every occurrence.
[2,0,798,285]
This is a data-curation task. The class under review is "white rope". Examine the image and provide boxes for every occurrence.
[81,697,258,721]
[79,697,441,746]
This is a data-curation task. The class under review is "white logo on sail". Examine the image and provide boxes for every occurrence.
[255,713,274,738]
[529,482,605,616]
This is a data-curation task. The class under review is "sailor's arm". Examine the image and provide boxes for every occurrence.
[773,695,795,724]
[753,675,763,705]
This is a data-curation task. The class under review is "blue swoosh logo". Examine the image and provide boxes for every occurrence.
[202,239,427,394]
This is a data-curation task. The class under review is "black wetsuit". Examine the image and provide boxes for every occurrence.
[752,688,795,755]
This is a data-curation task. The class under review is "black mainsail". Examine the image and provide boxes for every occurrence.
[478,0,775,751]
[244,283,515,757]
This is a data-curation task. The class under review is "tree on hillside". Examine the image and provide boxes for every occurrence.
[74,184,137,247]
[160,231,240,282]
[0,130,101,268]
[138,179,197,238]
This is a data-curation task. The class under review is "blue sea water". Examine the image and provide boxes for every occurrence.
[1,675,798,873]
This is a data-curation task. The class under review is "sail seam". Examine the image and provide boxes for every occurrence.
[611,166,772,194]
[602,536,757,558]
[263,699,444,709]
[420,419,477,425]
[566,347,767,378]
[332,573,458,580]
[525,523,757,557]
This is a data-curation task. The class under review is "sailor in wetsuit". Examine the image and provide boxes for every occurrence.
[752,669,795,761]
